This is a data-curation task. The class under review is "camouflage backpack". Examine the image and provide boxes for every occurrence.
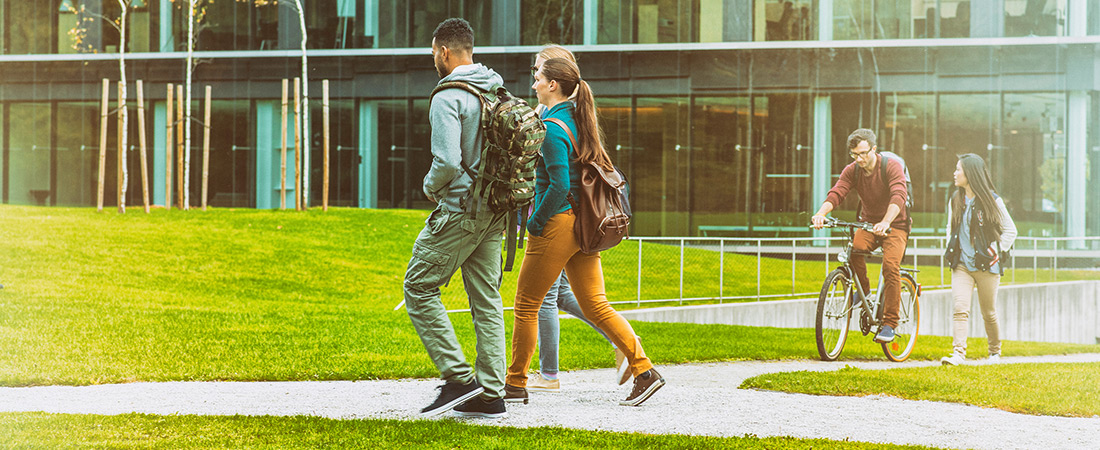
[430,81,546,270]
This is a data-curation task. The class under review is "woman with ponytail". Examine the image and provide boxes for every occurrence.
[941,153,1017,366]
[520,46,624,396]
[504,57,665,407]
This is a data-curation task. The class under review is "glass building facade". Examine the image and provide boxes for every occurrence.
[1,0,1097,238]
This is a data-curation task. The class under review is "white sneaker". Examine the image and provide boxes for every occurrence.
[526,373,560,392]
[988,353,1001,362]
[940,352,965,366]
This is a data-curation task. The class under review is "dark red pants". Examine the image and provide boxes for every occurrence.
[849,228,909,329]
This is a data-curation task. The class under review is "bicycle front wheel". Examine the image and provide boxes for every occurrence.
[883,273,920,362]
[816,268,853,361]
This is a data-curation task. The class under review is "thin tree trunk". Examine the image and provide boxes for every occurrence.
[184,0,195,210]
[137,80,150,213]
[294,0,309,208]
[97,79,109,212]
[118,1,129,213]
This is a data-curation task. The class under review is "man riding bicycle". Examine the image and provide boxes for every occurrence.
[811,128,910,344]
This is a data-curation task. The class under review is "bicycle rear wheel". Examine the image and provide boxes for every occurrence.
[816,268,853,361]
[883,273,920,362]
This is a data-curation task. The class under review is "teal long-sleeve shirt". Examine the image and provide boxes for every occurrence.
[527,102,581,236]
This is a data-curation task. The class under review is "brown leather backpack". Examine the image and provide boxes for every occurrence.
[545,118,631,253]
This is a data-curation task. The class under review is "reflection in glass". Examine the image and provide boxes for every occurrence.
[9,104,52,206]
[599,0,701,44]
[377,0,492,48]
[10,2,52,54]
[758,0,814,41]
[521,0,580,45]
[1005,0,1065,37]
[56,103,100,206]
[834,0,913,40]
[634,97,689,235]
[309,100,356,207]
[1001,93,1066,229]
[172,0,277,51]
[377,100,431,209]
[202,101,254,207]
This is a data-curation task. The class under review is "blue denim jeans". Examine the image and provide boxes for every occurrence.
[537,271,611,378]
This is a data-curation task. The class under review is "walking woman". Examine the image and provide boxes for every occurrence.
[941,153,1017,365]
[505,57,665,406]
[522,45,628,396]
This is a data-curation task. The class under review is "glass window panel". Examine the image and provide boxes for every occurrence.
[9,104,52,206]
[634,97,689,235]
[10,2,52,54]
[598,0,703,44]
[56,102,100,206]
[308,100,356,207]
[691,97,752,231]
[521,0,581,45]
[758,0,814,41]
[377,0,492,48]
[834,0,913,40]
[1005,0,1066,37]
[940,0,971,38]
[1001,93,1065,235]
[203,100,254,208]
[376,99,431,209]
[881,94,937,216]
[172,0,276,51]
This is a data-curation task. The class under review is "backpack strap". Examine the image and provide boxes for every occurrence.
[431,81,492,218]
[544,118,579,207]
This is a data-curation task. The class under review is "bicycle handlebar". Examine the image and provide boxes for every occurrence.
[808,217,890,234]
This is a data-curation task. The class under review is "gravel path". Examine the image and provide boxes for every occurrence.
[4,354,1100,449]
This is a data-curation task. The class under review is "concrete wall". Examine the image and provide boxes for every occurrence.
[615,281,1100,345]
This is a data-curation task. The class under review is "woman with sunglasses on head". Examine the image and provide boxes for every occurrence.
[941,153,1017,366]
[514,45,630,398]
[504,57,665,407]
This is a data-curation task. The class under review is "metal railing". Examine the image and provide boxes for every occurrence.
[600,235,1100,307]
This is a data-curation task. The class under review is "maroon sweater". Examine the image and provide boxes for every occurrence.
[825,155,910,231]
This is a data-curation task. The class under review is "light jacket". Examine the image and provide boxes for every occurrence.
[424,63,504,213]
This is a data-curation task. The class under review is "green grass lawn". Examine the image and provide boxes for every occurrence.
[1,205,1097,386]
[741,362,1100,417]
[0,413,938,449]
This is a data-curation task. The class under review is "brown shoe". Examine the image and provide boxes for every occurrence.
[619,369,665,407]
[503,384,528,404]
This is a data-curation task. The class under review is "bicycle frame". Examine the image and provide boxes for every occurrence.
[812,217,921,361]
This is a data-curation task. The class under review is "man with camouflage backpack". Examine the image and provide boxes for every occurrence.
[404,17,535,420]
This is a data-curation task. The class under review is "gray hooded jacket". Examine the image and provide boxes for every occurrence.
[424,63,504,213]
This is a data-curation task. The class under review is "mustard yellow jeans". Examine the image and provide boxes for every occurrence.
[506,210,653,387]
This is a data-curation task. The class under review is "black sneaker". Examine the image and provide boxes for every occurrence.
[504,384,528,404]
[454,395,507,419]
[420,378,484,417]
[619,369,665,407]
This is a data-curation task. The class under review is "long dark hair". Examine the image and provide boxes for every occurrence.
[539,57,613,171]
[951,153,1003,241]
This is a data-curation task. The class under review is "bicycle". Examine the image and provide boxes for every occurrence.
[811,217,921,362]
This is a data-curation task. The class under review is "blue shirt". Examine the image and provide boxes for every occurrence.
[527,102,582,236]
[959,196,1001,273]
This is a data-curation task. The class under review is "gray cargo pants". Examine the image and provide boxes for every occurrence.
[404,206,507,399]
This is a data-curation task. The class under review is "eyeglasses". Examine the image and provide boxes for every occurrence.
[849,149,873,160]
